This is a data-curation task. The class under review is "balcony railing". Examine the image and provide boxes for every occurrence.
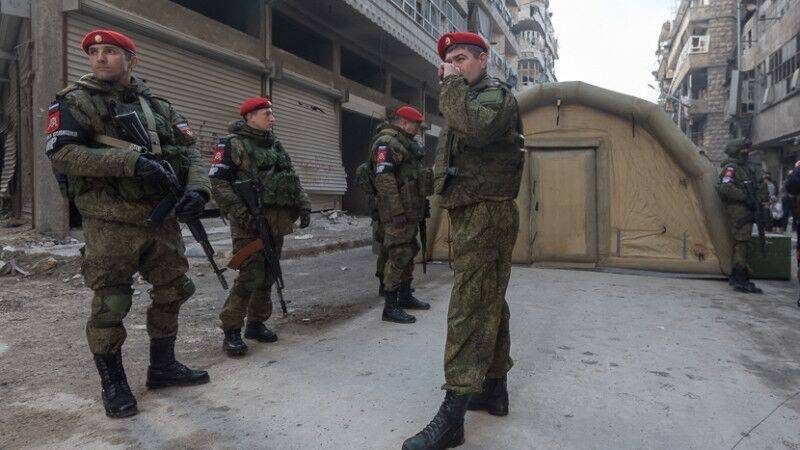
[388,0,467,38]
[675,35,710,73]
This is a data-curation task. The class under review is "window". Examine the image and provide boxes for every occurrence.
[170,0,260,36]
[272,11,333,69]
[765,32,800,101]
[341,47,385,92]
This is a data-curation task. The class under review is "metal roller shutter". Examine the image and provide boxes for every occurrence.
[271,79,346,196]
[66,14,262,159]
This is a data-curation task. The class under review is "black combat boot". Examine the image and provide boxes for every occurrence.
[398,281,431,310]
[382,291,416,324]
[222,328,248,357]
[93,352,138,418]
[146,336,210,389]
[466,376,509,416]
[402,391,470,450]
[244,321,278,343]
[733,267,763,294]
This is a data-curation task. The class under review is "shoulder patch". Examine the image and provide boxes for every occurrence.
[211,142,226,164]
[375,145,395,174]
[209,141,235,179]
[722,166,736,183]
[175,122,193,138]
[46,102,61,134]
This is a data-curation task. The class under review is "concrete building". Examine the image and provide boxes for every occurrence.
[467,0,520,88]
[0,0,470,235]
[653,0,739,164]
[516,0,558,87]
[740,0,800,181]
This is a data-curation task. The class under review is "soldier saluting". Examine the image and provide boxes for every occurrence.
[46,30,212,419]
[403,32,524,450]
[369,105,432,324]
[209,97,311,357]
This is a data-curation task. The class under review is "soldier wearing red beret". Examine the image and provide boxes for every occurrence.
[46,29,212,419]
[403,31,525,450]
[363,105,432,325]
[209,96,311,356]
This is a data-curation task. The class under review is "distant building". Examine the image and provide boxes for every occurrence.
[516,0,558,87]
[653,0,739,165]
[467,0,521,88]
[740,0,800,182]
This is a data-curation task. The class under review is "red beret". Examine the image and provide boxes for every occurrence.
[240,97,272,117]
[395,105,424,123]
[437,32,488,61]
[81,29,137,55]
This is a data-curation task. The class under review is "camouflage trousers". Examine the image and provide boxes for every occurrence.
[82,217,195,355]
[373,220,419,292]
[443,200,518,395]
[726,205,753,272]
[218,235,284,331]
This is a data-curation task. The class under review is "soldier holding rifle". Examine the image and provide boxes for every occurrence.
[46,29,212,419]
[209,97,311,357]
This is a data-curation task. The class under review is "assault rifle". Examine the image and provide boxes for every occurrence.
[231,179,287,316]
[111,107,228,290]
[736,180,770,254]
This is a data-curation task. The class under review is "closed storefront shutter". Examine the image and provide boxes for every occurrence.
[66,14,262,159]
[271,78,346,198]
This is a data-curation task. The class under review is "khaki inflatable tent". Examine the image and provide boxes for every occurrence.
[425,81,733,275]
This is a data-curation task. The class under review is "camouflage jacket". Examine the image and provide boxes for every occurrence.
[46,74,211,225]
[433,73,524,209]
[209,120,310,238]
[716,156,767,206]
[368,123,432,223]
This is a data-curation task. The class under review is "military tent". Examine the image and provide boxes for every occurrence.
[424,81,732,275]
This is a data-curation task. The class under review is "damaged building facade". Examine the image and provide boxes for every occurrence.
[653,0,739,165]
[654,0,800,175]
[0,0,473,235]
[740,0,800,181]
[516,0,558,87]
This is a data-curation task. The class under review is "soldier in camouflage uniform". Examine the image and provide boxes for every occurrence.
[403,32,524,450]
[369,105,432,324]
[209,97,311,357]
[716,138,767,294]
[46,30,211,419]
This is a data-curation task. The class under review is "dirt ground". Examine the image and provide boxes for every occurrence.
[0,217,380,448]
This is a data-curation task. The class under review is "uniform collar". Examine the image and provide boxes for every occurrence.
[229,119,276,146]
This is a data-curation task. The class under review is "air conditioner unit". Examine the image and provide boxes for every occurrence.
[666,69,675,79]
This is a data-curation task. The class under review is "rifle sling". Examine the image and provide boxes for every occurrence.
[94,134,147,153]
[138,95,163,156]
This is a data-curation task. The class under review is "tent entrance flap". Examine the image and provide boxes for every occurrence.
[531,148,598,264]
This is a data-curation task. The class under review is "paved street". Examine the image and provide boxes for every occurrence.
[3,247,800,449]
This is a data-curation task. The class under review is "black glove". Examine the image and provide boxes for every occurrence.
[175,190,207,222]
[299,209,311,229]
[134,156,166,187]
[392,215,407,227]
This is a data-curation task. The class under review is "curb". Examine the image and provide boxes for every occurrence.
[282,237,372,260]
